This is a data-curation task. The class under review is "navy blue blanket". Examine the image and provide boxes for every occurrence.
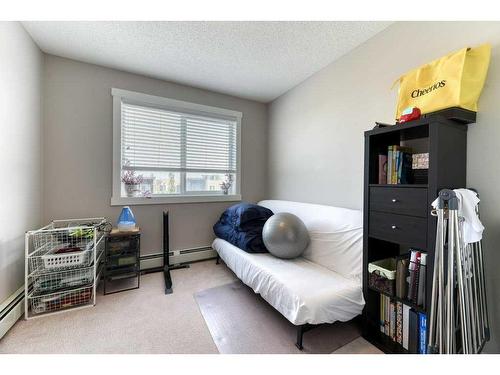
[213,203,273,253]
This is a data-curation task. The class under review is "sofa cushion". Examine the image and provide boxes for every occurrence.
[212,238,364,325]
[258,200,363,280]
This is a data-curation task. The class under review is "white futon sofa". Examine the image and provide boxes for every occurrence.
[212,200,365,349]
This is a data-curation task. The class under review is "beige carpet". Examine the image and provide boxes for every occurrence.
[0,259,381,354]
[195,281,361,354]
[0,260,236,354]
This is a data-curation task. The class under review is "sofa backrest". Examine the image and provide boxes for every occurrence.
[258,200,363,281]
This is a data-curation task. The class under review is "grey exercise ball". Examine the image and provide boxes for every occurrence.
[262,213,310,259]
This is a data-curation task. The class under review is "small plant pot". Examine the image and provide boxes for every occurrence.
[125,184,140,197]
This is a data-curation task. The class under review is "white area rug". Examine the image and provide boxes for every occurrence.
[195,280,361,354]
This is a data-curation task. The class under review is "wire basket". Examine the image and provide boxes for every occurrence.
[25,218,110,318]
[32,266,94,294]
[368,258,397,296]
[30,218,108,253]
[28,218,108,273]
[29,286,94,315]
[29,242,94,273]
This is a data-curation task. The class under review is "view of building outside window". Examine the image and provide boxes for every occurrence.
[133,171,180,196]
[186,173,226,192]
[131,171,234,196]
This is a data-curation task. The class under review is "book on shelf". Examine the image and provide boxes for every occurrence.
[396,302,403,345]
[390,301,396,341]
[407,249,422,304]
[378,293,427,353]
[392,147,398,184]
[396,150,403,184]
[401,152,413,184]
[402,304,410,350]
[387,146,393,184]
[396,257,409,299]
[408,308,419,353]
[394,250,426,307]
[384,145,413,184]
[380,294,385,333]
[378,154,388,184]
[417,253,427,308]
[418,312,427,354]
[385,295,390,335]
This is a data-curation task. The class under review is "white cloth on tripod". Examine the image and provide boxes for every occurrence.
[455,189,484,244]
[431,188,484,244]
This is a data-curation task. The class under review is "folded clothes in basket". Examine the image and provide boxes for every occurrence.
[40,241,94,271]
[32,288,93,314]
[34,268,94,293]
[53,240,94,254]
[54,246,82,254]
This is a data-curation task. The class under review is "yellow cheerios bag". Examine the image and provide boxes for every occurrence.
[394,44,491,120]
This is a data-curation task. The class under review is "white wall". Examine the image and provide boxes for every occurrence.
[0,22,43,303]
[43,55,268,257]
[268,21,500,352]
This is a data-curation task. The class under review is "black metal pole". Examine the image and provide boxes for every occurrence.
[163,211,173,294]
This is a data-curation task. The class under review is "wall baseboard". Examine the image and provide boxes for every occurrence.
[0,286,24,340]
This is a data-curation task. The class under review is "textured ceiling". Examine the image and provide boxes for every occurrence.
[22,21,391,102]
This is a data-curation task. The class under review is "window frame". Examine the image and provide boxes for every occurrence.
[111,88,242,206]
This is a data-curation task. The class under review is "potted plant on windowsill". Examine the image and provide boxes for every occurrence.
[122,170,144,197]
[220,173,234,195]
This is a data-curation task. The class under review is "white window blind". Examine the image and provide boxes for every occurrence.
[185,116,237,172]
[122,103,182,170]
[112,88,242,204]
[121,102,238,174]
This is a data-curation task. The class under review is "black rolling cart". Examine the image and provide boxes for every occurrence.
[103,228,141,295]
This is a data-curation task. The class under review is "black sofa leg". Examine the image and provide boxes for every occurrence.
[216,255,220,265]
[296,325,305,351]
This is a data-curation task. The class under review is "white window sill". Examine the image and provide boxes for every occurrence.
[111,194,242,206]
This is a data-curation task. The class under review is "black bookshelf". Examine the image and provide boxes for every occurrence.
[362,108,475,354]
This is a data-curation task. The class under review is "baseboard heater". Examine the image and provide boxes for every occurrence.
[140,245,217,270]
[0,286,24,340]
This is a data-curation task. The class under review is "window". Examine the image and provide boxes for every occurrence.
[111,89,242,205]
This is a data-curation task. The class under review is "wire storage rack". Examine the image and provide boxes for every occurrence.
[25,218,110,319]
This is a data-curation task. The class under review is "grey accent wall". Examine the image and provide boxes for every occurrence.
[43,55,268,257]
[268,21,500,352]
[0,22,43,303]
